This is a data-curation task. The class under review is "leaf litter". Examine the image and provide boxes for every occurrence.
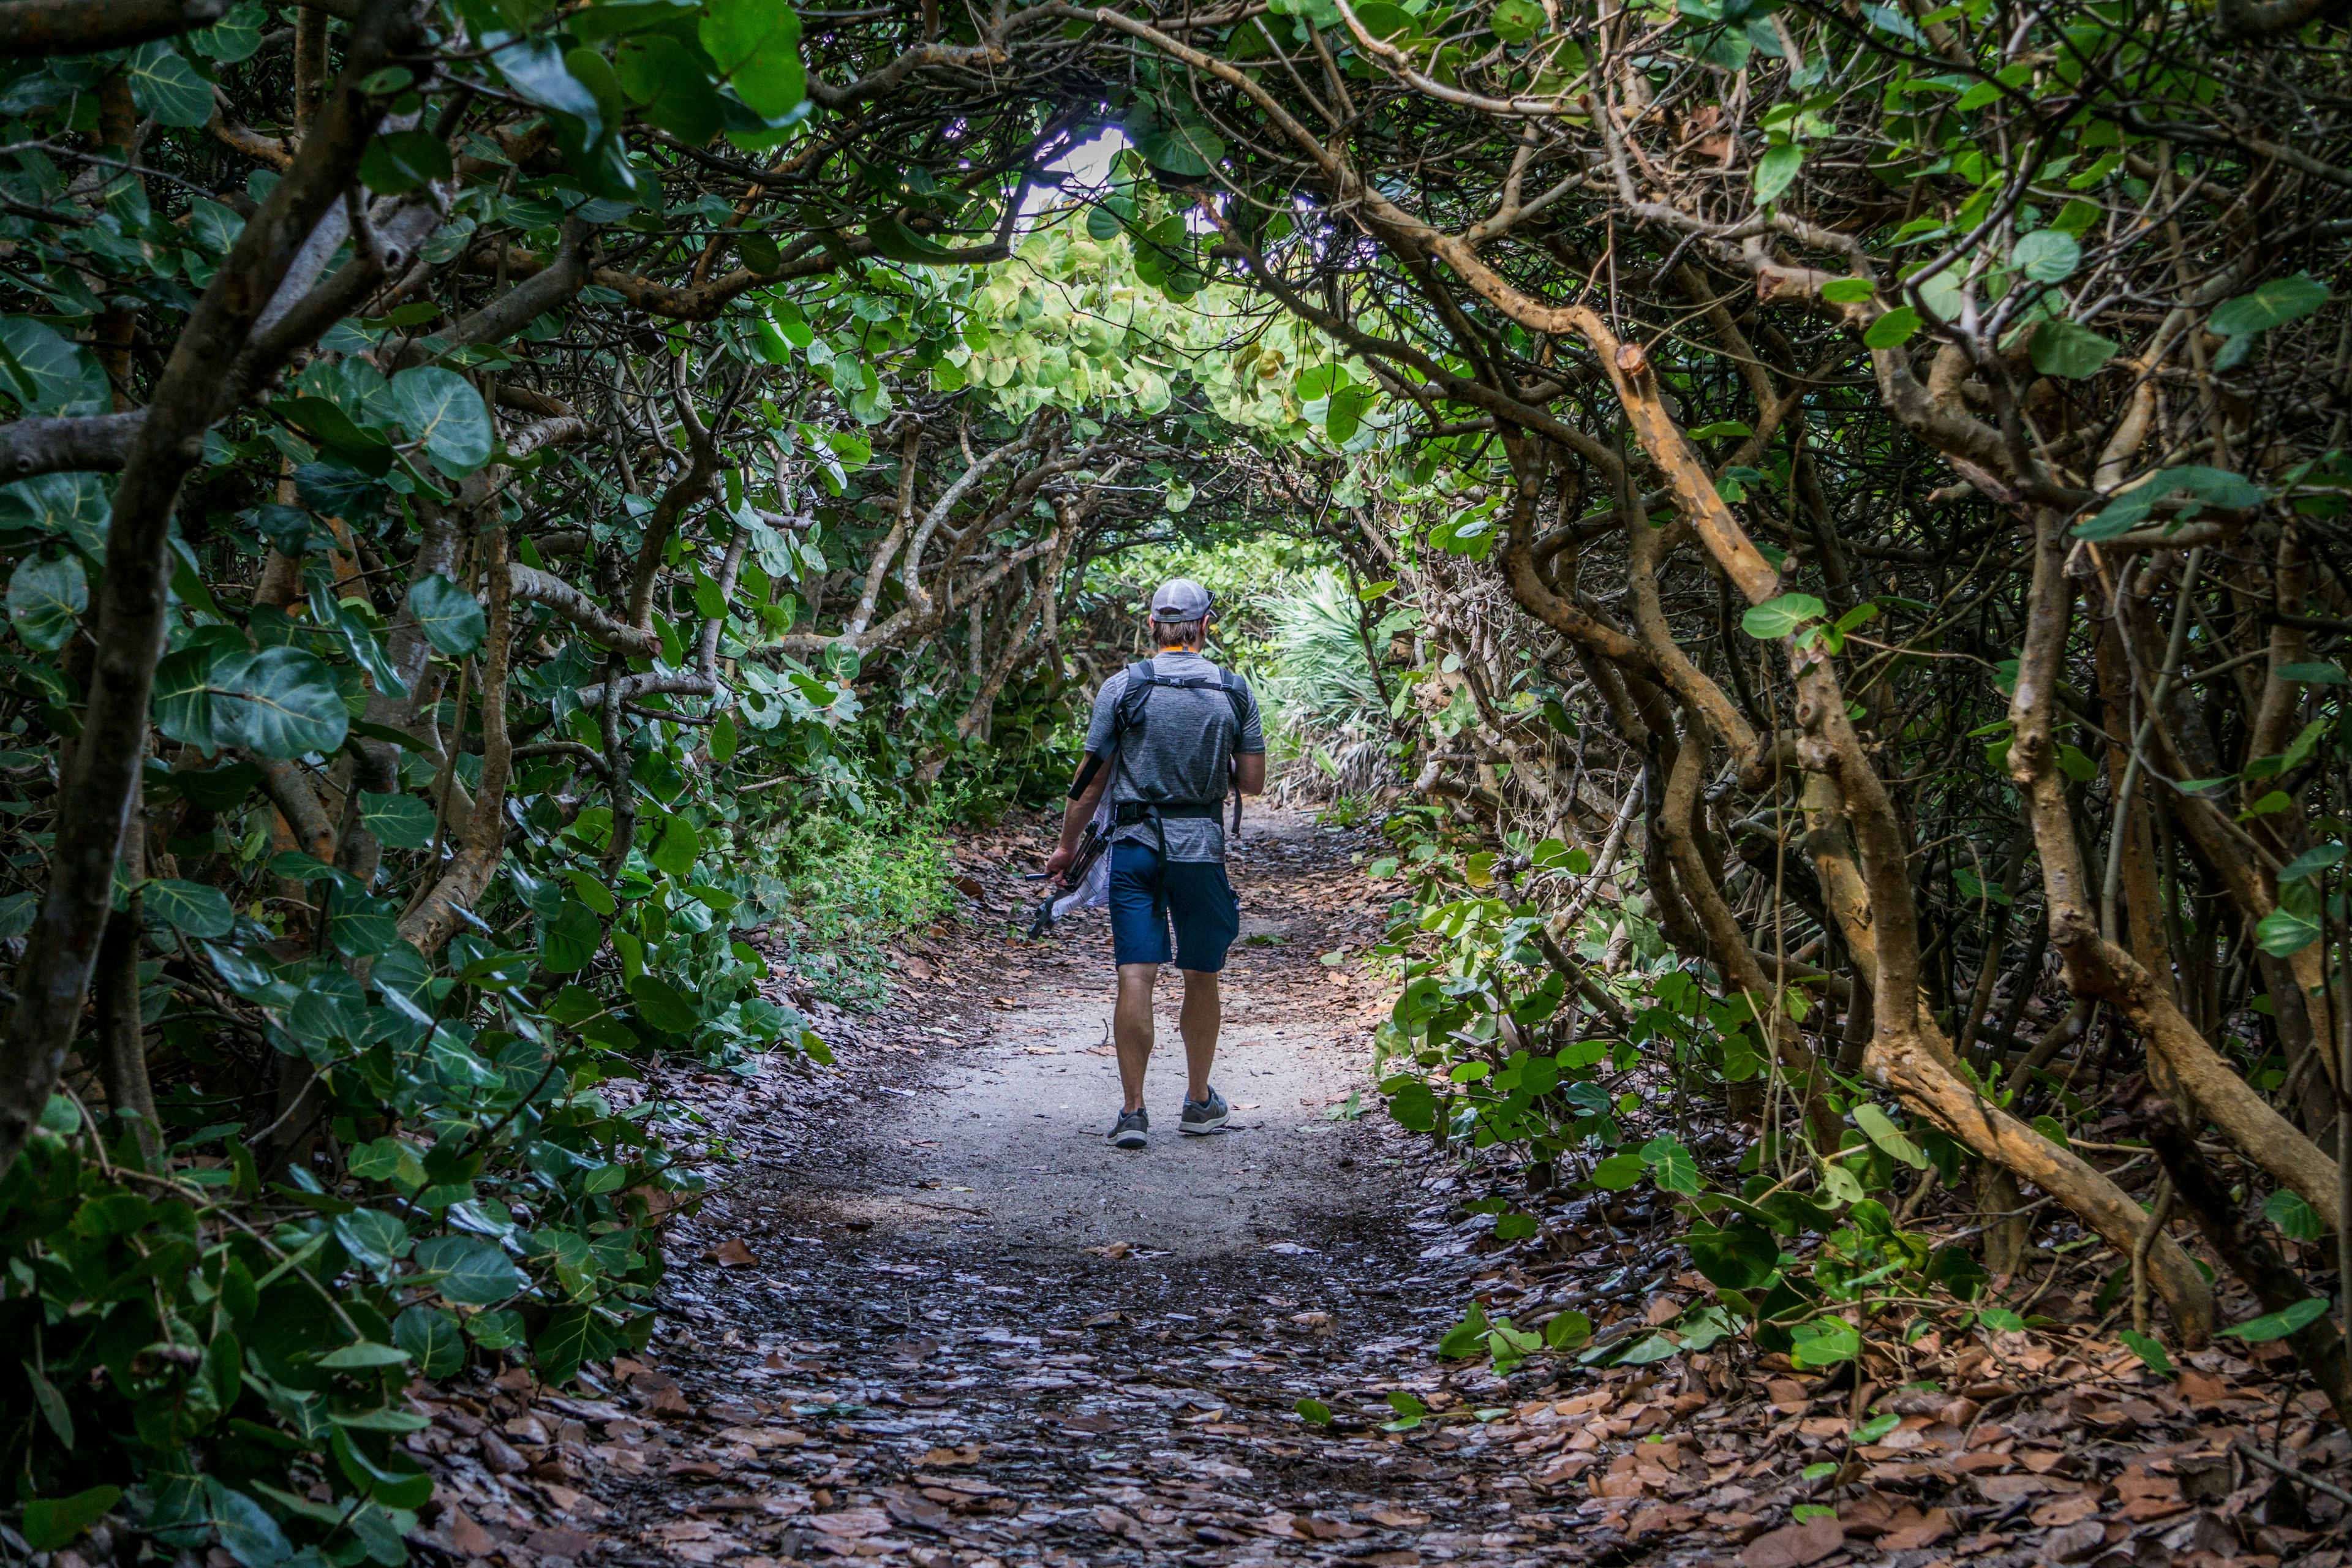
[382,811,2351,1568]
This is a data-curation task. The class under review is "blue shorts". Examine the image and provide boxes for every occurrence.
[1108,840,1240,972]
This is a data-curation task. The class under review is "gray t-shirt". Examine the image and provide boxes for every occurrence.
[1084,652,1265,864]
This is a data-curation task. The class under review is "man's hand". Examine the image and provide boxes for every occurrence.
[1042,845,1076,878]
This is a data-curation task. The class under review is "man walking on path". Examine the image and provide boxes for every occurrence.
[1043,578,1266,1148]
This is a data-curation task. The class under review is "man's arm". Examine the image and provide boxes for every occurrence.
[1234,752,1266,796]
[1042,755,1110,876]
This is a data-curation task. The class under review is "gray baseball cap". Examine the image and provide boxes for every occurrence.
[1151,578,1213,620]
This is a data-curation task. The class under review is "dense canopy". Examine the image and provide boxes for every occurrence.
[4,0,2352,1550]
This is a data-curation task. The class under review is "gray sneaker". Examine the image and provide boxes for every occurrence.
[1180,1087,1229,1136]
[1109,1107,1149,1149]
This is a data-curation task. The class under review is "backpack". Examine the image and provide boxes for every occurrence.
[1109,658,1250,837]
[1111,658,1251,749]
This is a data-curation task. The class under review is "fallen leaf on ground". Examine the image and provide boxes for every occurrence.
[1738,1514,1844,1568]
[1878,1506,1952,1551]
[706,1238,757,1267]
[1085,1241,1134,1258]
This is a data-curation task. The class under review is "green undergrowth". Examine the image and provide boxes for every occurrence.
[756,802,961,1009]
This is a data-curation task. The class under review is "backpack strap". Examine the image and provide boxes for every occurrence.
[1112,658,1162,741]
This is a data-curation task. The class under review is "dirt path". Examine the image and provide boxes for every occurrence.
[549,810,1602,1568]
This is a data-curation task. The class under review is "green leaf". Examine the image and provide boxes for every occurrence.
[146,878,235,938]
[126,40,214,127]
[2264,1188,2324,1242]
[699,0,805,119]
[359,129,454,195]
[1790,1318,1860,1368]
[393,1306,467,1378]
[0,318,109,416]
[1853,1412,1900,1443]
[1590,1152,1646,1189]
[650,815,701,876]
[1326,383,1374,446]
[1490,0,1545,40]
[864,217,963,263]
[1687,1223,1779,1289]
[2256,905,2322,957]
[1385,1078,1436,1131]
[2011,228,2079,283]
[407,573,486,655]
[20,1360,73,1448]
[710,710,739,764]
[1820,278,1874,304]
[533,1305,596,1384]
[2073,466,2264,541]
[389,367,494,476]
[2278,662,2351,686]
[1544,1310,1593,1349]
[1135,115,1224,178]
[540,900,603,973]
[2280,844,2345,882]
[1753,143,1804,205]
[1382,1390,1427,1431]
[413,1235,525,1306]
[21,1486,119,1551]
[1294,1397,1333,1425]
[628,973,702,1033]
[8,552,86,652]
[2220,1297,2331,1343]
[2119,1328,2172,1376]
[1640,1134,1702,1194]
[0,472,111,551]
[208,647,349,759]
[2209,274,2329,338]
[206,1480,291,1568]
[360,790,437,849]
[1862,306,1921,349]
[2031,318,2119,379]
[1438,1303,1491,1358]
[317,1341,411,1369]
[1978,1306,2027,1332]
[614,34,727,141]
[1742,592,1826,639]
[1853,1103,1929,1169]
[1687,420,1754,440]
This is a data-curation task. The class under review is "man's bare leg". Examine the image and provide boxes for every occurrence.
[1178,968,1221,1102]
[1115,962,1158,1113]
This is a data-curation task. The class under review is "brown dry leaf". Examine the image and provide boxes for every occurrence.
[1765,1378,1812,1414]
[1738,1514,1843,1568]
[807,1508,891,1539]
[714,1426,805,1450]
[1085,1241,1134,1259]
[1299,1514,1371,1540]
[705,1238,757,1267]
[2043,1518,2108,1563]
[446,1506,495,1557]
[1878,1507,1952,1551]
[921,1445,983,1467]
[1367,1507,1430,1528]
[2176,1367,2234,1408]
[2031,1493,2101,1528]
[1093,1506,1148,1541]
